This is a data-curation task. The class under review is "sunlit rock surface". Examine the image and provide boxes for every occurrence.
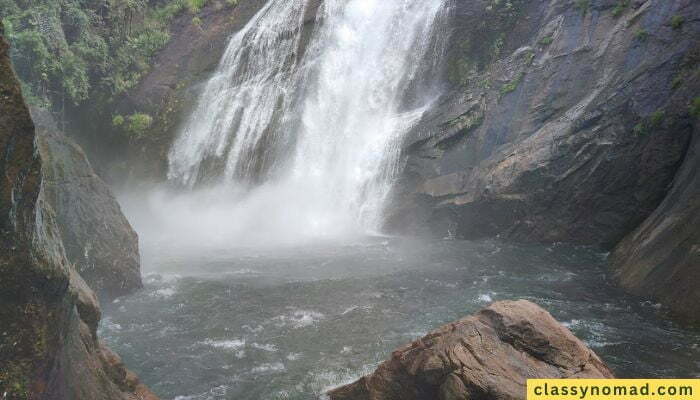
[327,300,614,400]
[0,25,157,399]
[31,108,142,301]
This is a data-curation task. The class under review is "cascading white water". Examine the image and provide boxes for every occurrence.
[166,0,447,240]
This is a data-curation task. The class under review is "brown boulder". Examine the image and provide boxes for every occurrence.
[327,300,613,400]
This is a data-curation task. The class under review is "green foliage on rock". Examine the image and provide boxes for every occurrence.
[670,15,684,30]
[446,0,526,86]
[611,0,629,18]
[112,114,125,127]
[574,0,589,16]
[500,71,524,97]
[0,0,210,110]
[539,36,554,46]
[634,29,649,41]
[124,112,153,139]
[690,97,700,118]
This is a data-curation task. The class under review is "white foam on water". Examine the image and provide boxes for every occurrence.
[251,362,286,374]
[200,338,246,350]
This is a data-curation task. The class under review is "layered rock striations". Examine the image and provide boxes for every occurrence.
[390,0,699,248]
[387,0,700,322]
[0,25,157,399]
[610,112,700,324]
[328,300,614,400]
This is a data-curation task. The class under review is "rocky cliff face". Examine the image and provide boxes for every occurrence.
[610,118,700,324]
[32,108,142,301]
[389,0,699,249]
[328,300,614,400]
[385,0,700,323]
[0,25,157,399]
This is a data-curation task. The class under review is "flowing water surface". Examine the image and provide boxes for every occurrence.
[101,234,700,400]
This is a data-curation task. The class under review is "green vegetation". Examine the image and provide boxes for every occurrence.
[633,122,647,135]
[574,0,589,16]
[112,114,125,127]
[446,0,526,86]
[524,49,535,65]
[611,0,629,18]
[634,29,649,41]
[0,0,222,110]
[649,110,664,127]
[671,75,683,89]
[500,72,524,97]
[634,110,665,135]
[539,36,554,46]
[690,97,700,118]
[670,15,684,30]
[123,112,153,139]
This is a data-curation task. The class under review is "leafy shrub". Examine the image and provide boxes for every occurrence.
[500,72,524,97]
[539,36,554,46]
[649,110,664,127]
[634,29,649,41]
[125,113,153,139]
[186,0,206,13]
[112,115,125,127]
[670,15,684,30]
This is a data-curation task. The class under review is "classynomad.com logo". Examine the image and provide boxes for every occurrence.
[527,379,699,400]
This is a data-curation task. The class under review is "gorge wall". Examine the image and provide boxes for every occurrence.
[0,25,155,399]
[387,0,700,323]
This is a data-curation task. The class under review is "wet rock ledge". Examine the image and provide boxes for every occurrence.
[328,300,614,400]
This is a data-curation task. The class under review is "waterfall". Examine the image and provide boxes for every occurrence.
[167,0,447,238]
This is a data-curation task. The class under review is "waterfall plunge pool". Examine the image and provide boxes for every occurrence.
[100,234,700,400]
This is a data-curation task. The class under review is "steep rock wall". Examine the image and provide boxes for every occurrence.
[31,108,142,301]
[385,0,700,323]
[389,0,699,249]
[610,118,700,324]
[0,25,157,400]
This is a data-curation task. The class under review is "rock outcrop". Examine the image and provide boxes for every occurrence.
[327,300,614,400]
[383,0,700,323]
[610,116,700,324]
[389,0,700,249]
[0,24,157,399]
[32,108,142,301]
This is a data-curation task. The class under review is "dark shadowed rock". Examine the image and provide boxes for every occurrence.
[389,0,700,249]
[327,300,614,400]
[31,108,142,301]
[610,117,700,325]
[0,24,158,399]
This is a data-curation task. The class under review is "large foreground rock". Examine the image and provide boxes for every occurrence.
[31,108,142,301]
[328,300,614,400]
[0,25,157,399]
